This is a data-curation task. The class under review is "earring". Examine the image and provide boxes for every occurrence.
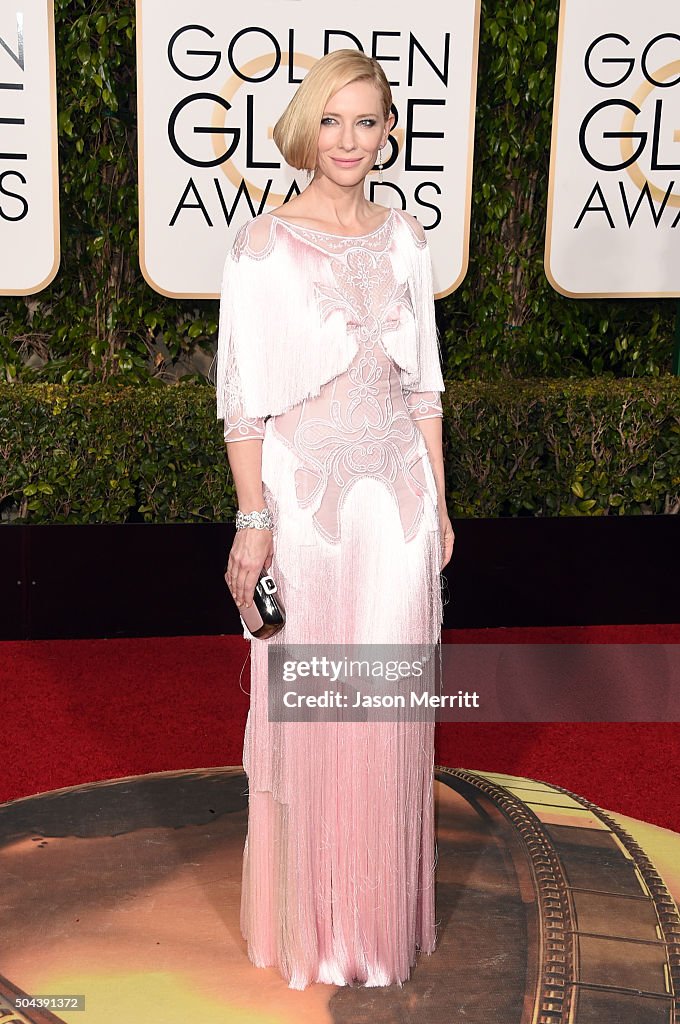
[378,147,383,183]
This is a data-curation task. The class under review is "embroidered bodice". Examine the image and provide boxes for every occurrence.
[217,209,444,542]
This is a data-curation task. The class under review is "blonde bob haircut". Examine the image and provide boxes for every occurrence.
[273,49,392,171]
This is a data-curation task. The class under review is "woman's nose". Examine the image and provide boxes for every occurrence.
[340,124,357,149]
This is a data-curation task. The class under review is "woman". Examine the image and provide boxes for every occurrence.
[216,49,454,990]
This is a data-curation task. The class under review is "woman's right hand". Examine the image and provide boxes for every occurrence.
[225,527,273,609]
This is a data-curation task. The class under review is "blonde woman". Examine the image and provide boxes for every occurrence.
[216,49,454,990]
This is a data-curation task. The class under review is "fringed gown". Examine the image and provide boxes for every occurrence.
[215,206,445,989]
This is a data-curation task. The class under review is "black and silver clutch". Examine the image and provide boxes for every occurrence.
[238,569,285,639]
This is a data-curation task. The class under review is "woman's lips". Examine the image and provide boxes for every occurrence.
[332,157,362,166]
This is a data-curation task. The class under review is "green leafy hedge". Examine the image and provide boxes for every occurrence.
[2,380,678,523]
[1,0,678,385]
[445,377,680,517]
[0,383,232,522]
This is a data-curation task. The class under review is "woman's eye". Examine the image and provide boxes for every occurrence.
[320,118,377,127]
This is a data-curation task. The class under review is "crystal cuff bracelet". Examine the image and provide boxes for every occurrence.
[235,507,274,531]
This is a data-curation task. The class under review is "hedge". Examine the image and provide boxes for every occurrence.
[2,380,678,523]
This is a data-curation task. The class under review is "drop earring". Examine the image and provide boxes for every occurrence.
[378,146,383,183]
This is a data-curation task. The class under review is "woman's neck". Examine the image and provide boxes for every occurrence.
[301,175,372,223]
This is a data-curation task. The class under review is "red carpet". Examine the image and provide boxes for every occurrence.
[2,623,679,831]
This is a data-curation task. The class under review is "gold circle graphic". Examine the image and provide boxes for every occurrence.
[620,60,680,208]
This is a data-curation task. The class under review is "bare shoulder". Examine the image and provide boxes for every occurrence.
[396,208,427,243]
[267,199,309,225]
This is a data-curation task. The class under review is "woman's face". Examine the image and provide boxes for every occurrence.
[315,78,394,184]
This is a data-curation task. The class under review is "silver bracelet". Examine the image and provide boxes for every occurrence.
[235,506,274,531]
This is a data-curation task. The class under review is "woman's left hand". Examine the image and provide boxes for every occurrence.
[439,508,455,570]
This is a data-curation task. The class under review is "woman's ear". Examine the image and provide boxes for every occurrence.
[383,112,396,144]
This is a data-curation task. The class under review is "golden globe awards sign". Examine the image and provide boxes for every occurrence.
[0,2,59,296]
[136,1,480,299]
[546,0,680,297]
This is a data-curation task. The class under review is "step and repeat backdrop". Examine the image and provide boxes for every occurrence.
[0,1,60,296]
[2,0,680,299]
[546,0,680,297]
[136,1,480,298]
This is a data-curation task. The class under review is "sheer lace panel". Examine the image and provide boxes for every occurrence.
[223,209,443,514]
[220,325,266,442]
[403,390,443,420]
[266,208,396,256]
[268,223,441,543]
[239,214,277,259]
[224,412,265,443]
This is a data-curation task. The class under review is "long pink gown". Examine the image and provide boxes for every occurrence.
[217,207,445,989]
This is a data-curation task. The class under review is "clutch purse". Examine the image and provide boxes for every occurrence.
[238,568,286,639]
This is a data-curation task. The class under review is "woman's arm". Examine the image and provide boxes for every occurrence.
[399,213,453,569]
[225,438,273,609]
[412,416,455,569]
[216,222,277,610]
